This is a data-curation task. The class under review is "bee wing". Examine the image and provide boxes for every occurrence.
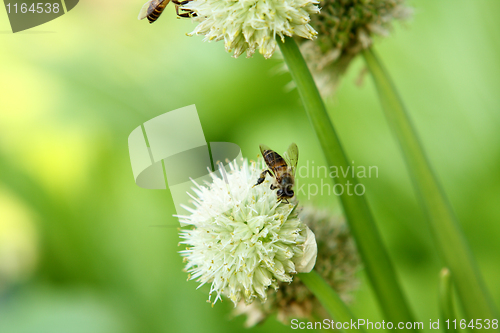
[283,142,299,176]
[138,1,152,20]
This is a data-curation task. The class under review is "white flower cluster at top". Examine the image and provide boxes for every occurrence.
[183,0,320,58]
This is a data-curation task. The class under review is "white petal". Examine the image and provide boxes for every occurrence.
[294,226,317,273]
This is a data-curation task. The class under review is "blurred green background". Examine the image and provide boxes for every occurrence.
[1,1,499,332]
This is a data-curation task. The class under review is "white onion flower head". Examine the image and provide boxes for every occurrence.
[183,0,320,58]
[178,158,317,306]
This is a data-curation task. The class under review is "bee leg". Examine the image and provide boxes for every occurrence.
[173,4,193,18]
[177,10,196,18]
[270,184,277,190]
[277,197,289,204]
[253,170,272,187]
[173,0,197,18]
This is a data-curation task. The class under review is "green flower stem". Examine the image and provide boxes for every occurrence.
[439,268,458,333]
[362,48,498,321]
[299,271,365,331]
[277,36,414,323]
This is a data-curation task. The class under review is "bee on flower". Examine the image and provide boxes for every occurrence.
[178,158,317,306]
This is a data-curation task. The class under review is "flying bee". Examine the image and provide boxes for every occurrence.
[138,0,194,23]
[254,143,299,203]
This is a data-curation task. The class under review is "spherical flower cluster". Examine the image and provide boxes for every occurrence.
[234,207,360,326]
[298,0,412,95]
[178,159,317,306]
[183,0,320,58]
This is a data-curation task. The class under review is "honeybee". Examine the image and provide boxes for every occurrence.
[138,0,194,23]
[254,143,299,203]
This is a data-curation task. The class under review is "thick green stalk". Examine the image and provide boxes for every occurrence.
[439,268,458,333]
[363,48,498,321]
[278,36,414,323]
[299,271,366,332]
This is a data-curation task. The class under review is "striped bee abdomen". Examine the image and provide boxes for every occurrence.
[262,150,288,174]
[147,0,169,23]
